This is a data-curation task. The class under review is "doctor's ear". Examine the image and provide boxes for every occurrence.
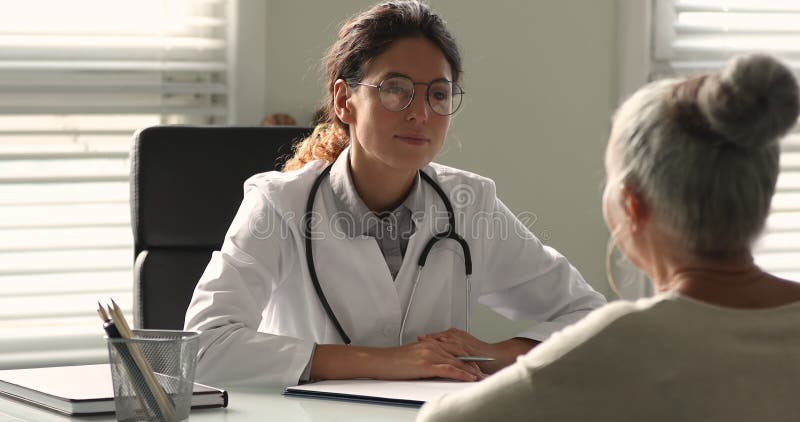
[620,184,649,233]
[333,79,356,125]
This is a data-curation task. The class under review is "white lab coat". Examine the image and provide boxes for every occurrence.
[184,153,606,387]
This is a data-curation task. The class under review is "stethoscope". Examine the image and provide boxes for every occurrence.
[303,162,472,346]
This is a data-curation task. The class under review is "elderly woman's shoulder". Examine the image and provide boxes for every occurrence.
[523,289,800,373]
[516,295,678,368]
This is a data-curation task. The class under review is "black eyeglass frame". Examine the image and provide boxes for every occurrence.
[348,76,465,116]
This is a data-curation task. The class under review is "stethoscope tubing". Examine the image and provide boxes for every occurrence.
[304,162,472,345]
[303,164,351,344]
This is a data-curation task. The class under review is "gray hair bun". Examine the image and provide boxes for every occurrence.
[697,54,799,149]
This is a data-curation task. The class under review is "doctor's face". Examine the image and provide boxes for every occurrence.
[346,36,452,173]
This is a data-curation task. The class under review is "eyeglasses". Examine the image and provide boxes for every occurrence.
[350,75,464,116]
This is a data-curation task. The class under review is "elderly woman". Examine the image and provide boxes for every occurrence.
[417,54,800,421]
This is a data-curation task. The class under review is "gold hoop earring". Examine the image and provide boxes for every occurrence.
[605,233,624,300]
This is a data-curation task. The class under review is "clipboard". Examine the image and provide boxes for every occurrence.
[283,379,473,407]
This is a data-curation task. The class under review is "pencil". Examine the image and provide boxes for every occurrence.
[106,300,177,421]
[99,302,151,412]
[98,302,109,321]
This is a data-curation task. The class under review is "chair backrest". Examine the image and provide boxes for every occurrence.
[130,125,312,329]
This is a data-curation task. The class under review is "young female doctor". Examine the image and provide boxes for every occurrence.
[184,0,606,387]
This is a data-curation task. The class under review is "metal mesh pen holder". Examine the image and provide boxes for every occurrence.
[106,330,200,422]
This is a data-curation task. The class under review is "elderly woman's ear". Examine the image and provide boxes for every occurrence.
[620,185,649,233]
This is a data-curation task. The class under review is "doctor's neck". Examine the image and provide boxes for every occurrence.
[348,146,417,213]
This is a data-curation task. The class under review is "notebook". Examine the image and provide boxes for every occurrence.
[0,363,228,416]
[284,379,472,407]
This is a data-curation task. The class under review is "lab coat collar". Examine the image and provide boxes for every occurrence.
[328,144,425,236]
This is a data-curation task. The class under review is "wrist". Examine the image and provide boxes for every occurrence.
[481,337,538,373]
[312,344,381,380]
[499,337,538,359]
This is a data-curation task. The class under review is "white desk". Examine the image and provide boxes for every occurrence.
[0,387,419,421]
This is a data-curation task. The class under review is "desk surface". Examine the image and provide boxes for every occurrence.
[0,387,420,422]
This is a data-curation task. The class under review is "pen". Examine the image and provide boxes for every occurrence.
[456,356,495,362]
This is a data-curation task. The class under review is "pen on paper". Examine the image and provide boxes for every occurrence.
[456,356,495,362]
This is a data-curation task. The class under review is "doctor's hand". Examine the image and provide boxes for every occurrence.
[418,328,539,374]
[379,341,488,382]
[310,342,486,383]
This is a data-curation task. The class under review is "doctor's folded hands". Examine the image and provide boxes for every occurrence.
[184,0,606,388]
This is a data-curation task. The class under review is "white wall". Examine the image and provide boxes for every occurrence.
[244,0,620,341]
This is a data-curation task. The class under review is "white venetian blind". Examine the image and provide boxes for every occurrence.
[652,0,800,281]
[0,0,229,369]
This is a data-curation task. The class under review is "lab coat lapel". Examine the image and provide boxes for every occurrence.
[310,186,403,346]
[393,171,467,343]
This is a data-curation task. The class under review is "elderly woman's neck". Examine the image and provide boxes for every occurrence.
[647,247,763,291]
[632,223,760,293]
[649,250,800,308]
[660,252,761,291]
[635,223,800,308]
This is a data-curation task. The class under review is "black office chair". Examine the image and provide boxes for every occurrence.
[130,125,312,329]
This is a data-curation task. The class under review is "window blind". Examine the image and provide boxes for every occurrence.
[0,0,229,369]
[652,0,800,281]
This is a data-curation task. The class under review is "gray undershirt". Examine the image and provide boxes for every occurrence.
[328,151,421,279]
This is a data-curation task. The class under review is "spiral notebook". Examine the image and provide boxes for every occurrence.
[0,363,228,416]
